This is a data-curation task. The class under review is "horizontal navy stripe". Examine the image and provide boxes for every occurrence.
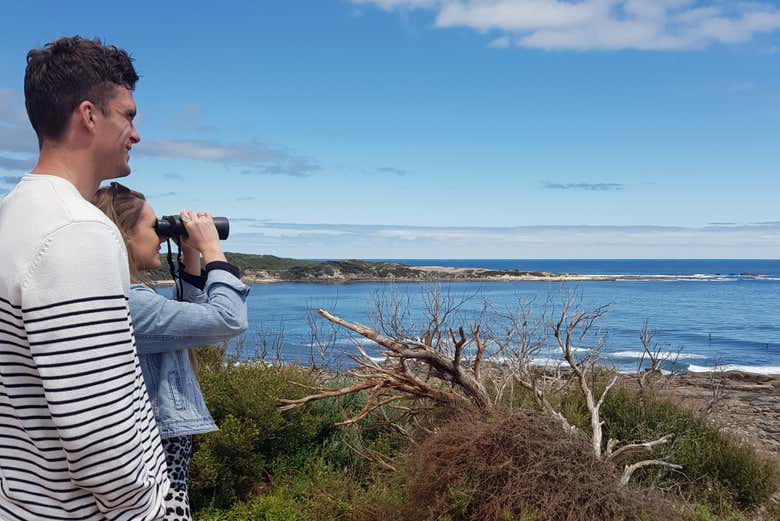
[0,317,24,331]
[6,475,81,496]
[26,316,128,335]
[28,327,130,347]
[50,387,135,419]
[0,328,27,341]
[0,433,63,452]
[22,294,127,314]
[32,338,133,358]
[36,349,134,368]
[0,340,33,354]
[38,359,132,382]
[0,296,21,310]
[42,367,136,393]
[24,305,127,324]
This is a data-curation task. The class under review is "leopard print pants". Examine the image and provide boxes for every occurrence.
[162,435,193,521]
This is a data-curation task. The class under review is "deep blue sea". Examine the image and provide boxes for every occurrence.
[228,260,780,375]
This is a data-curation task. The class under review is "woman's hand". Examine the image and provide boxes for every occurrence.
[179,211,227,265]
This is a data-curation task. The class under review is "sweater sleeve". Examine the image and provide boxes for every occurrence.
[20,221,168,521]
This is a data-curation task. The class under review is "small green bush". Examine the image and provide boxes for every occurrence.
[190,347,407,514]
[190,349,338,511]
[600,386,776,513]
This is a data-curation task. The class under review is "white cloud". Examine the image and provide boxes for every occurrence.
[223,221,780,258]
[135,139,322,177]
[352,0,780,51]
[488,35,513,47]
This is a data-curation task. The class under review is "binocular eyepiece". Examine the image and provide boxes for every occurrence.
[155,215,230,240]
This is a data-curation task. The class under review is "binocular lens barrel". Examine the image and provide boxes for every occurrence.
[155,216,230,240]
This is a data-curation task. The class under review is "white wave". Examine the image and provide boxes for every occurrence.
[529,357,566,367]
[608,351,708,360]
[687,364,780,375]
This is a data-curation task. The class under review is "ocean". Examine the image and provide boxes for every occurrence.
[223,260,780,375]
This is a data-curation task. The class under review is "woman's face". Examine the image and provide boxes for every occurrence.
[127,201,163,271]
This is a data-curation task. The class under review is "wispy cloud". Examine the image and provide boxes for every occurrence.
[0,157,35,172]
[0,89,38,170]
[352,0,780,51]
[488,35,512,48]
[543,181,623,191]
[727,81,755,93]
[0,175,21,196]
[135,139,322,177]
[170,104,217,133]
[0,175,21,186]
[236,196,256,201]
[163,172,183,180]
[0,91,323,178]
[223,221,780,258]
[375,166,409,176]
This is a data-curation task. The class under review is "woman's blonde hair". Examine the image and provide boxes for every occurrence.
[93,183,198,369]
[92,182,152,285]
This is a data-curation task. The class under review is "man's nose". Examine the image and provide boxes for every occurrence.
[130,127,140,144]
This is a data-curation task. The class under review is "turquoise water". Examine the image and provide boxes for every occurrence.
[223,260,780,374]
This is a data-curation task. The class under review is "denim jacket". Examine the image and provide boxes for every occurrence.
[129,263,249,438]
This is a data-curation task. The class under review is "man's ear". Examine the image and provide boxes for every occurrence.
[76,100,99,133]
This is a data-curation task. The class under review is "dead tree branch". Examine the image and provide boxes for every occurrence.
[619,459,683,486]
[605,434,675,466]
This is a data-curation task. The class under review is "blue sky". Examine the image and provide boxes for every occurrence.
[1,0,779,258]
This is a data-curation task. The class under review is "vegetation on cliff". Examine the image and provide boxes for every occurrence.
[147,252,558,282]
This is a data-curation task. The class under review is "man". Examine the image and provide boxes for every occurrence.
[0,37,170,520]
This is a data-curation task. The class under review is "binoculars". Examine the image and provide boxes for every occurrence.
[155,215,230,240]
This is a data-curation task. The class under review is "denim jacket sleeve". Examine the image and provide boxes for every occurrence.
[130,269,250,354]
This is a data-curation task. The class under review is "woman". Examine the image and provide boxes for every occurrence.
[93,182,249,520]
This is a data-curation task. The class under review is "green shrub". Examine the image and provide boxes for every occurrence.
[189,348,407,514]
[507,373,776,514]
[190,350,337,511]
[551,383,777,514]
[194,453,406,521]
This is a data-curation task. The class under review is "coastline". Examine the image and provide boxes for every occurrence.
[149,256,777,285]
[153,269,757,286]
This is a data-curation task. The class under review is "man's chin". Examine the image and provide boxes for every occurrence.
[106,170,131,181]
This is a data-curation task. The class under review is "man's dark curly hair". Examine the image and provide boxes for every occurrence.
[24,36,139,147]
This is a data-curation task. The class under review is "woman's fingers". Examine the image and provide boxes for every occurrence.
[178,210,219,254]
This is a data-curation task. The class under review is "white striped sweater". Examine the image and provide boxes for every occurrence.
[0,174,170,520]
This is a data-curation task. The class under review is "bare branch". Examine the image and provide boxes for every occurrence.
[343,437,398,473]
[606,434,675,466]
[471,324,485,382]
[620,459,683,486]
[596,374,621,410]
[278,381,377,411]
[317,309,490,409]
